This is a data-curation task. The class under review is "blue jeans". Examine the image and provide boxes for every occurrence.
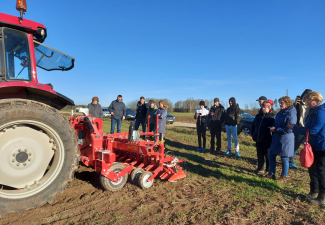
[289,133,305,163]
[135,118,146,133]
[225,125,239,152]
[111,118,122,134]
[269,153,289,177]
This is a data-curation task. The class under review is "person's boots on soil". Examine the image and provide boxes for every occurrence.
[263,173,275,180]
[277,175,287,183]
[309,192,325,205]
[306,192,318,200]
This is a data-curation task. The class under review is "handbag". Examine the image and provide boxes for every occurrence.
[300,129,314,168]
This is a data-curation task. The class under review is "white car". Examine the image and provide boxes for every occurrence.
[102,108,111,118]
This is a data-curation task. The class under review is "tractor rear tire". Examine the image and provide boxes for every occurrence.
[130,168,144,185]
[99,163,128,191]
[138,171,154,189]
[0,99,79,217]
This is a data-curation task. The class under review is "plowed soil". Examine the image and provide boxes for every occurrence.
[1,121,325,225]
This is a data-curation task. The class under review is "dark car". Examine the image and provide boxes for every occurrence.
[166,114,176,124]
[222,111,255,135]
[125,108,136,120]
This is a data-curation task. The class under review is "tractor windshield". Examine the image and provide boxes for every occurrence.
[3,28,32,81]
[34,41,75,71]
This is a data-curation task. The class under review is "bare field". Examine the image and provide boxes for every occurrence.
[2,116,325,224]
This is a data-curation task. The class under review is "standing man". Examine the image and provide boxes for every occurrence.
[88,96,103,120]
[146,100,157,132]
[108,95,126,134]
[257,96,267,113]
[207,98,225,154]
[289,89,312,168]
[223,97,241,157]
[135,96,147,136]
[194,101,209,151]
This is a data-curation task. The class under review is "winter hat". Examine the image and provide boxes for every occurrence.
[149,100,155,104]
[267,99,273,105]
[199,101,205,106]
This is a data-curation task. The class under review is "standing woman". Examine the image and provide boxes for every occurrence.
[251,100,275,175]
[288,91,325,204]
[264,96,297,183]
[88,96,103,120]
[154,100,168,143]
[194,101,209,151]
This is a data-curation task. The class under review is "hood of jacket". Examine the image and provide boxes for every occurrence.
[211,104,224,110]
[137,101,146,107]
[280,105,295,114]
[229,97,236,106]
[311,103,325,115]
[161,106,168,110]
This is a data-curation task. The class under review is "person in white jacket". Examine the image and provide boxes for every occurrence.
[194,101,209,151]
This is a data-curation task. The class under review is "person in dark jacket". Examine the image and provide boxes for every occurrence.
[289,89,312,168]
[154,100,168,144]
[206,98,225,154]
[251,100,275,175]
[194,101,209,151]
[288,91,325,204]
[135,96,148,134]
[146,100,157,132]
[223,97,241,157]
[88,96,103,120]
[264,96,297,183]
[108,95,126,134]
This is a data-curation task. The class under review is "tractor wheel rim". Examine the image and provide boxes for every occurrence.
[0,120,64,199]
[142,174,153,188]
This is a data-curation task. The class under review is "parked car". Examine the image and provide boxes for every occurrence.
[102,108,111,118]
[222,111,255,135]
[167,114,176,124]
[125,108,136,120]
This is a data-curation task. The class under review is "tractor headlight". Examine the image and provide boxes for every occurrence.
[34,27,47,43]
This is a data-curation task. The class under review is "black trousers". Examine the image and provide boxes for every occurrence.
[210,126,222,150]
[309,151,325,194]
[197,123,206,148]
[256,142,270,172]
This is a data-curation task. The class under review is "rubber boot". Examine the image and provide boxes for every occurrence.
[310,192,325,205]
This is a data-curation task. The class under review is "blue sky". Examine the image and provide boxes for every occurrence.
[2,1,325,107]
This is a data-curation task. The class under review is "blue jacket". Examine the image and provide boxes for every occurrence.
[293,103,325,152]
[269,106,297,157]
[154,106,168,134]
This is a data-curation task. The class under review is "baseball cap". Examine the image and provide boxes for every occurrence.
[256,96,267,101]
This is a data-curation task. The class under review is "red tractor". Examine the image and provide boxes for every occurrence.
[0,1,186,217]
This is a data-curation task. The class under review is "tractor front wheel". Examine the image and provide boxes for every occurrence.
[0,99,79,217]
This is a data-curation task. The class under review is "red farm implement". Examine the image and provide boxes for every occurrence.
[69,113,186,191]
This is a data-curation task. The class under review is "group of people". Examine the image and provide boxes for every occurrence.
[195,90,325,205]
[194,97,240,157]
[88,95,169,142]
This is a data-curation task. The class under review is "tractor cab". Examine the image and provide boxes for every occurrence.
[0,1,75,109]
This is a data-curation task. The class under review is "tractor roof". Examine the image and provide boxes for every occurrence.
[0,12,45,32]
